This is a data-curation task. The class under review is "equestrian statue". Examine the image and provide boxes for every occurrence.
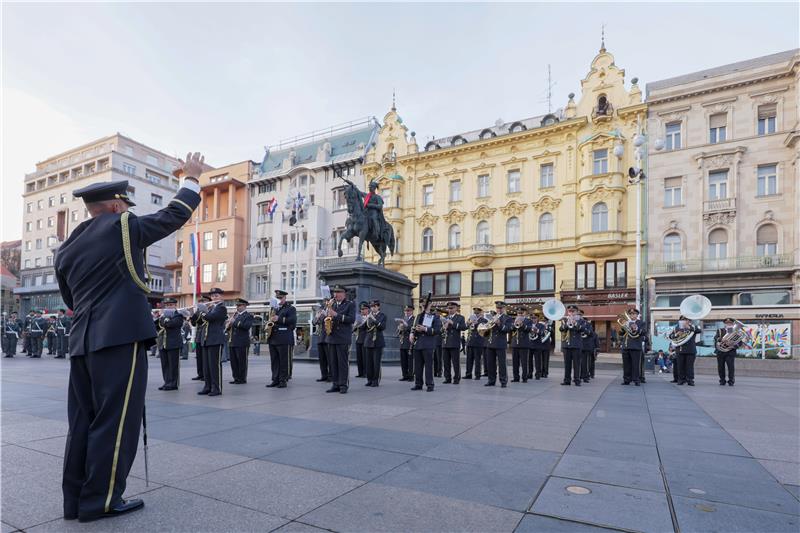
[337,178,395,266]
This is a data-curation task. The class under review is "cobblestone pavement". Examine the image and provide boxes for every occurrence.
[2,355,798,532]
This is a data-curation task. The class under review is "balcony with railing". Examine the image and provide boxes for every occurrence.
[704,197,736,213]
[577,231,624,258]
[467,243,496,267]
[648,254,794,275]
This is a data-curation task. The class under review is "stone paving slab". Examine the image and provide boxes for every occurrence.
[553,453,666,493]
[672,494,800,532]
[516,513,625,532]
[177,425,305,458]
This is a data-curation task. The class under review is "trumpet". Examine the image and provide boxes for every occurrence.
[353,315,365,333]
[395,317,409,336]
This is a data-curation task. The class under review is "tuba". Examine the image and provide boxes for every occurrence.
[669,295,711,346]
[717,320,752,352]
[542,299,566,321]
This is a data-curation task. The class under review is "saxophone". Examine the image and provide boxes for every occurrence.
[324,299,334,336]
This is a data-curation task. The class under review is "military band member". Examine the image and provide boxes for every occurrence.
[323,286,355,393]
[22,310,34,355]
[485,301,513,388]
[354,302,369,378]
[2,312,21,357]
[227,299,254,384]
[579,309,594,383]
[180,320,191,360]
[190,296,210,381]
[363,299,386,387]
[670,315,701,386]
[510,306,533,383]
[411,299,441,392]
[589,326,600,379]
[560,305,588,386]
[46,317,57,355]
[157,298,184,391]
[29,309,47,358]
[715,317,742,386]
[267,289,296,388]
[55,308,71,358]
[529,310,549,380]
[441,301,467,384]
[620,308,646,386]
[397,305,415,381]
[55,154,202,522]
[314,299,332,382]
[465,307,486,380]
[433,313,443,378]
[200,288,227,396]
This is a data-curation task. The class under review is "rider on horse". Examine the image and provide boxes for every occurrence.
[363,181,384,238]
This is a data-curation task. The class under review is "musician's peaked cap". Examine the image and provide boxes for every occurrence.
[494,301,506,307]
[723,317,735,324]
[472,307,483,312]
[567,304,579,311]
[331,285,347,293]
[162,297,177,304]
[447,301,460,307]
[73,180,136,206]
[404,305,414,311]
[209,287,224,295]
[360,302,370,309]
[236,298,249,306]
[274,289,288,297]
[370,299,381,306]
[629,308,641,315]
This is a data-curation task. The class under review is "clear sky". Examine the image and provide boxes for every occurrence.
[2,2,798,241]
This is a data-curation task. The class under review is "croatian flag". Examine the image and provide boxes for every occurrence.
[267,197,278,219]
[189,232,201,294]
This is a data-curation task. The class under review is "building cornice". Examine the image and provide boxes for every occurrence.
[647,69,795,106]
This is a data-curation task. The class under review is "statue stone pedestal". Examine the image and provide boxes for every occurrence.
[311,260,416,363]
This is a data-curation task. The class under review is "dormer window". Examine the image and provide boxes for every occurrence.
[509,122,526,133]
[479,129,496,140]
[451,136,467,146]
[425,141,439,151]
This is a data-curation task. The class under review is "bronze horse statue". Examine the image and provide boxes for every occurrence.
[337,179,395,266]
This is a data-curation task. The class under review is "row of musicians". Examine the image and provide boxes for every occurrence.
[2,309,72,358]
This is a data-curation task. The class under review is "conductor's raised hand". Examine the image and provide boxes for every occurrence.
[174,152,205,181]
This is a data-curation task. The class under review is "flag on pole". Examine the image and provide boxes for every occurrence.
[189,232,201,296]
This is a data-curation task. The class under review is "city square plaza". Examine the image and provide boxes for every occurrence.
[1,355,798,532]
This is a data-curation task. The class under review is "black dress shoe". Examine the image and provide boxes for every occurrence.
[574,382,581,387]
[535,376,540,380]
[719,381,726,386]
[512,378,520,382]
[484,382,495,387]
[229,380,238,384]
[561,382,571,386]
[79,499,144,522]
[500,383,507,388]
[687,381,695,386]
[277,383,287,388]
[339,387,348,394]
[678,381,686,385]
[426,386,434,392]
[208,391,221,396]
[266,382,278,388]
[326,387,340,393]
[398,377,406,381]
[464,374,472,379]
[522,379,528,383]
[582,379,590,383]
[453,379,460,384]
[158,385,165,390]
[411,386,422,390]
[443,379,451,384]
[316,377,328,382]
[163,386,178,391]
[191,376,203,380]
[670,379,678,383]
[197,389,210,395]
[356,374,365,378]
[728,381,734,386]
[622,381,630,385]
[634,382,640,386]
[473,375,481,380]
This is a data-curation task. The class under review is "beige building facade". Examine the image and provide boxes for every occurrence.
[646,49,800,356]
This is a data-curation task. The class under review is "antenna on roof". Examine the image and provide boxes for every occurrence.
[538,64,557,114]
[600,23,606,52]
[392,89,396,111]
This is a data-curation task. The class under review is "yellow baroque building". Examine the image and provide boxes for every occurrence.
[363,48,646,351]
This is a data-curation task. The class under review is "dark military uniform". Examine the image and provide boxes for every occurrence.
[55,179,199,521]
[200,299,227,396]
[228,306,254,384]
[55,312,71,358]
[326,293,356,392]
[621,319,647,385]
[46,319,57,355]
[580,318,595,383]
[354,304,369,378]
[398,311,415,381]
[2,315,21,357]
[411,311,442,391]
[465,313,487,379]
[442,311,467,384]
[29,313,46,358]
[715,323,742,386]
[529,320,549,379]
[485,311,513,387]
[267,296,296,387]
[314,306,331,381]
[157,310,185,390]
[433,324,443,377]
[510,315,533,382]
[671,323,702,385]
[363,305,386,387]
[560,312,589,386]
[22,312,33,354]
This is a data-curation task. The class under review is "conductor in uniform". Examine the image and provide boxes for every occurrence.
[54,152,202,522]
[267,289,296,388]
[228,298,254,384]
[325,285,355,393]
[199,288,227,396]
[29,309,46,358]
[157,298,185,391]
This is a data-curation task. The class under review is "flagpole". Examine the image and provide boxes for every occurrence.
[192,213,199,308]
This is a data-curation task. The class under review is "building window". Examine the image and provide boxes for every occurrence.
[150,193,163,206]
[175,271,182,292]
[280,271,287,291]
[255,274,269,295]
[604,259,627,288]
[60,193,67,204]
[505,266,555,293]
[756,224,778,257]
[538,213,554,241]
[25,222,32,232]
[37,200,44,210]
[477,174,490,198]
[217,262,227,282]
[48,196,55,207]
[709,113,727,144]
[35,238,42,249]
[202,264,212,283]
[665,122,682,150]
[663,233,682,261]
[708,170,728,200]
[757,104,776,135]
[449,180,461,202]
[664,177,683,207]
[218,230,228,249]
[25,240,32,251]
[593,149,608,174]
[24,259,30,268]
[591,202,608,232]
[540,164,554,188]
[35,258,41,267]
[26,202,32,213]
[448,224,461,250]
[332,188,347,210]
[301,269,308,289]
[476,220,490,244]
[506,217,520,244]
[707,228,728,259]
[472,270,493,295]
[757,164,777,196]
[419,272,461,297]
[203,231,213,251]
[187,266,194,286]
[507,169,521,193]
[421,228,433,252]
[122,163,136,174]
[46,255,53,266]
[47,216,54,228]
[47,236,57,247]
[422,184,433,206]
[36,219,43,230]
[575,262,596,290]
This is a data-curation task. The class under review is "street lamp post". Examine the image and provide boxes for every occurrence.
[284,189,310,306]
[629,116,647,313]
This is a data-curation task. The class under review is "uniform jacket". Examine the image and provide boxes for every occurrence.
[364,311,387,349]
[398,315,414,349]
[671,325,701,355]
[202,302,228,346]
[326,299,355,345]
[560,318,589,350]
[29,317,47,338]
[581,321,595,351]
[510,317,533,349]
[354,314,368,345]
[54,186,200,355]
[487,314,513,350]
[442,314,467,349]
[314,311,328,344]
[268,302,296,346]
[190,311,206,345]
[714,327,742,354]
[3,318,21,337]
[55,315,71,335]
[159,312,185,350]
[411,313,442,351]
[229,311,254,348]
[466,316,487,348]
[621,319,647,351]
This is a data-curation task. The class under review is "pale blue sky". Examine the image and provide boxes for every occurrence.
[2,2,798,241]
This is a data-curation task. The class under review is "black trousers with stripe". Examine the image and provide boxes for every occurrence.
[230,345,249,383]
[330,343,351,388]
[195,344,204,378]
[202,344,223,394]
[63,342,147,520]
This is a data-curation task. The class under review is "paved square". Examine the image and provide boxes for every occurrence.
[2,355,799,532]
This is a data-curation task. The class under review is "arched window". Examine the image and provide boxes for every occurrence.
[756,224,778,256]
[425,142,439,152]
[422,228,433,252]
[539,213,554,240]
[509,122,526,133]
[476,221,490,245]
[708,228,728,259]
[451,136,467,146]
[506,217,520,244]
[591,202,608,232]
[663,233,682,261]
[448,224,461,250]
[479,129,496,140]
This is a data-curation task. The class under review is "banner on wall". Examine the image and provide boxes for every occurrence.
[742,323,792,359]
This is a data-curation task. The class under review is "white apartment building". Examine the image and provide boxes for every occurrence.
[15,133,183,313]
[244,118,379,334]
